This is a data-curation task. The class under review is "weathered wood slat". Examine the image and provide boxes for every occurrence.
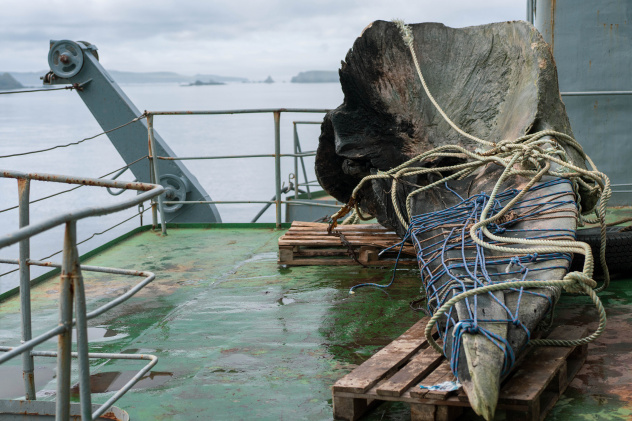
[376,347,444,397]
[333,319,429,394]
[499,325,587,405]
[409,361,455,400]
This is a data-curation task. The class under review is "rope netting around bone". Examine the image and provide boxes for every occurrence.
[406,178,574,376]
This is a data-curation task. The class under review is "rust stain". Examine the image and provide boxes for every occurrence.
[100,411,123,420]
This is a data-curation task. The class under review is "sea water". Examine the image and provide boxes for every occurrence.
[0,82,344,292]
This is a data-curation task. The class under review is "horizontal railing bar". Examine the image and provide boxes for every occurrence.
[164,200,275,205]
[285,201,341,208]
[92,353,157,419]
[156,152,315,161]
[162,200,341,208]
[146,108,330,116]
[561,91,632,96]
[0,326,67,365]
[0,258,155,321]
[293,121,322,124]
[1,170,156,191]
[0,187,163,250]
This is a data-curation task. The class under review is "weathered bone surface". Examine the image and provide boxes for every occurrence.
[316,19,590,232]
[316,20,586,419]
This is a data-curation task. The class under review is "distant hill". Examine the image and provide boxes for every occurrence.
[186,80,225,86]
[291,71,338,83]
[108,71,248,84]
[4,70,248,86]
[0,73,24,90]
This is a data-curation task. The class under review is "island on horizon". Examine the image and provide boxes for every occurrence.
[291,70,338,83]
[185,79,226,86]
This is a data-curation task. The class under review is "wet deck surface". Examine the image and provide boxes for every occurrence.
[0,226,630,420]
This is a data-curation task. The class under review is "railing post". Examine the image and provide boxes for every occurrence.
[71,225,93,421]
[55,222,75,421]
[294,123,312,199]
[148,114,168,235]
[17,178,36,400]
[293,123,299,201]
[274,111,282,228]
[147,114,158,231]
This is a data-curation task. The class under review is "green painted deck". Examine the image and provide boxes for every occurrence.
[0,226,631,420]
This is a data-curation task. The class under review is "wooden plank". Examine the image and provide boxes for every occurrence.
[290,221,385,230]
[282,236,401,243]
[376,347,444,397]
[499,325,587,406]
[283,258,417,267]
[282,228,397,235]
[278,241,413,252]
[279,234,405,242]
[410,362,457,400]
[333,319,430,394]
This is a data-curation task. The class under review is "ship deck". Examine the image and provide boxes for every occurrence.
[0,225,631,420]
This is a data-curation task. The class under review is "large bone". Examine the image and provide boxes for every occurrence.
[316,20,586,419]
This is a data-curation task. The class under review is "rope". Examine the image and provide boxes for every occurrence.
[0,155,149,215]
[0,206,151,279]
[333,20,610,358]
[0,114,146,159]
[0,84,82,95]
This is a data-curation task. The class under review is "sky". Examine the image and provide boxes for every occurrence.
[0,0,526,81]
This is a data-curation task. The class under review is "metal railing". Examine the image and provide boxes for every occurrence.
[0,170,164,420]
[145,108,333,233]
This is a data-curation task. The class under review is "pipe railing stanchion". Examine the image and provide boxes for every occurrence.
[55,222,75,421]
[148,114,168,235]
[72,236,93,421]
[147,115,158,231]
[274,111,282,228]
[293,123,299,201]
[17,178,36,400]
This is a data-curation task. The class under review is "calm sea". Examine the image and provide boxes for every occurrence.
[0,82,344,292]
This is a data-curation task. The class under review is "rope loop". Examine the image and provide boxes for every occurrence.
[562,271,597,294]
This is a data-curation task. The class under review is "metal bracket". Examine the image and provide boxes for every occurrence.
[43,40,221,223]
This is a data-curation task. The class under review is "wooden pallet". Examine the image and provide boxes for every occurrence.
[278,221,416,266]
[332,317,588,421]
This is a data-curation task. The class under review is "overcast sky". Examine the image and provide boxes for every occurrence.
[1,0,526,81]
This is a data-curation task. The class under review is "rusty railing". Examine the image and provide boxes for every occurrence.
[0,170,164,420]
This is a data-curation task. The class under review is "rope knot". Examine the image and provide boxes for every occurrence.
[563,271,597,293]
[475,195,487,205]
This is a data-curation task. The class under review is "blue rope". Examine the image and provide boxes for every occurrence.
[350,178,574,376]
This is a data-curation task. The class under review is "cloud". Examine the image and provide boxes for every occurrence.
[0,0,524,80]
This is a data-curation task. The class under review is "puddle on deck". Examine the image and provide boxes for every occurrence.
[72,327,126,342]
[0,365,55,399]
[70,371,174,395]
